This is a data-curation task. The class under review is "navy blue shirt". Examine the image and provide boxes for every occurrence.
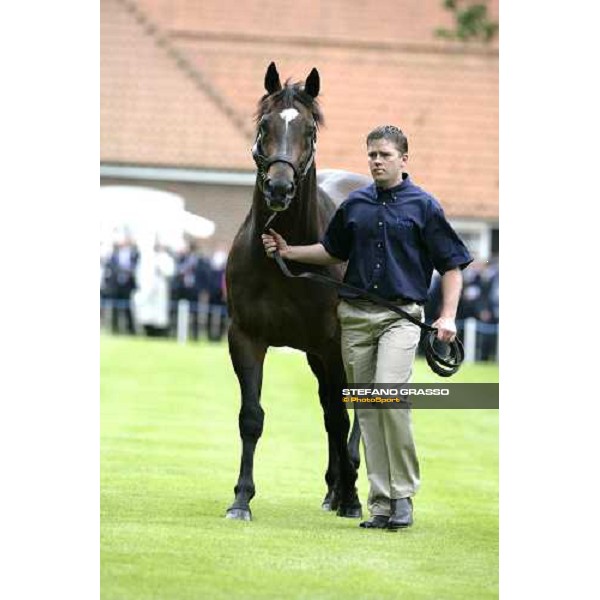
[321,173,473,303]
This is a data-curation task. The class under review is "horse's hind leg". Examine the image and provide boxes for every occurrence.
[307,353,340,511]
[313,348,363,518]
[226,323,267,521]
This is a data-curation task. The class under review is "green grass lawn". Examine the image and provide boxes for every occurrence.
[101,335,498,599]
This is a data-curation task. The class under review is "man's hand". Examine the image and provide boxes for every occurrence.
[431,316,457,343]
[261,233,342,265]
[261,228,290,259]
[261,228,290,258]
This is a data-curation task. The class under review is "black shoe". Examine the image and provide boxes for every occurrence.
[387,498,413,529]
[359,515,389,529]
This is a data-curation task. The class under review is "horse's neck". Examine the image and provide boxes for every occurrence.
[251,169,322,243]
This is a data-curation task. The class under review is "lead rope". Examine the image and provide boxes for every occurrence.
[262,215,464,377]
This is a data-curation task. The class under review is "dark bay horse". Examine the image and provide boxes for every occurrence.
[225,63,370,521]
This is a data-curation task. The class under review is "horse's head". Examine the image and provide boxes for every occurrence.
[252,62,322,212]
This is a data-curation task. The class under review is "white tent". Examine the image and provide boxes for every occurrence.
[99,186,215,255]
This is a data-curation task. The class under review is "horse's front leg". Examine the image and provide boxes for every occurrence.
[307,353,340,511]
[225,323,267,521]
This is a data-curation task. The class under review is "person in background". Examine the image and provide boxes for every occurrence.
[456,259,484,346]
[132,238,175,337]
[104,236,139,335]
[477,258,499,361]
[207,247,228,342]
[171,240,210,340]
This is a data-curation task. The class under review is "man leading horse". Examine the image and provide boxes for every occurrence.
[263,125,473,529]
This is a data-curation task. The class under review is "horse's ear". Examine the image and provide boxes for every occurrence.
[265,62,282,94]
[305,68,320,98]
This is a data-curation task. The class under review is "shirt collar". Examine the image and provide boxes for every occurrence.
[373,172,410,200]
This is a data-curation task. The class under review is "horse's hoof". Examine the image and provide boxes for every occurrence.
[225,507,252,521]
[336,504,363,519]
[321,490,339,512]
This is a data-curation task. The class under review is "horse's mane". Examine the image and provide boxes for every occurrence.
[255,80,324,128]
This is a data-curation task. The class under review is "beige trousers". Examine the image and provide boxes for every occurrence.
[337,298,423,517]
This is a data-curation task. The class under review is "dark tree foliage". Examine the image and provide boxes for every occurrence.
[435,0,499,43]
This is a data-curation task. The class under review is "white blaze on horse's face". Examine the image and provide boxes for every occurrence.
[278,108,300,155]
[279,108,300,125]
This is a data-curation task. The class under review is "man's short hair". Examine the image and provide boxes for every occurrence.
[366,125,408,154]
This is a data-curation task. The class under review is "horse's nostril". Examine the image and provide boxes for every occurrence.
[268,178,294,198]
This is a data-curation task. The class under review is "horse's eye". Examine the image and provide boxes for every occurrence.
[260,121,270,136]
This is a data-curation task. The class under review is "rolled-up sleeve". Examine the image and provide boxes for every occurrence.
[321,206,351,261]
[423,200,473,274]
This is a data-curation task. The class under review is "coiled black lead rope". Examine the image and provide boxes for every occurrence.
[263,216,464,377]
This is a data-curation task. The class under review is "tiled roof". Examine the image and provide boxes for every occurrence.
[101,0,498,219]
[101,0,251,168]
[137,0,498,49]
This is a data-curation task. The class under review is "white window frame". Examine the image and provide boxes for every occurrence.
[449,219,497,261]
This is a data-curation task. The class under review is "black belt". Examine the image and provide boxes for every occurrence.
[391,297,421,306]
[263,216,464,377]
[343,296,418,306]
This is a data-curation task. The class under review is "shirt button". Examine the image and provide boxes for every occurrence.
[382,202,386,206]
[378,221,383,226]
[378,242,383,248]
[373,284,378,289]
[376,263,381,268]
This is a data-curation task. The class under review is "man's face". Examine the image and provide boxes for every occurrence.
[367,138,408,189]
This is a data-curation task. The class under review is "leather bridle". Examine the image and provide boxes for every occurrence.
[251,117,317,192]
